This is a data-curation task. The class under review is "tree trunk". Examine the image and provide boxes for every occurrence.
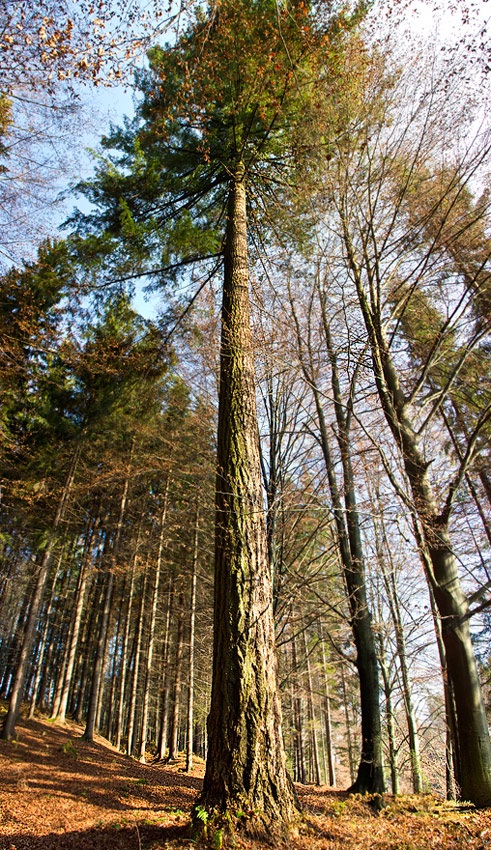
[291,631,306,784]
[73,573,101,723]
[157,570,174,760]
[126,567,147,756]
[341,663,356,786]
[167,590,184,761]
[185,503,199,772]
[290,289,384,798]
[302,628,321,786]
[350,252,491,805]
[115,526,140,751]
[52,511,98,723]
[82,565,114,742]
[1,438,80,740]
[29,549,65,718]
[374,521,422,794]
[319,629,336,787]
[198,164,297,829]
[139,489,168,762]
[377,635,399,795]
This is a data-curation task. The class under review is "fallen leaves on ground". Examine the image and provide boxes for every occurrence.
[0,715,490,850]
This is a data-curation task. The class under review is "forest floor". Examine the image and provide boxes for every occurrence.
[0,715,490,850]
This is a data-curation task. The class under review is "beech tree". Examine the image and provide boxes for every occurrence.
[307,42,491,805]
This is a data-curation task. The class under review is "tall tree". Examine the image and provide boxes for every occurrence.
[70,0,366,831]
[311,42,491,806]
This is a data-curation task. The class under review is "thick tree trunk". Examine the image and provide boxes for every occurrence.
[198,164,297,830]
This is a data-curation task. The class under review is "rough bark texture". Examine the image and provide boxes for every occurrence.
[198,165,298,831]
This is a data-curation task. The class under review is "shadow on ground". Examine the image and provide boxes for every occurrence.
[0,823,191,850]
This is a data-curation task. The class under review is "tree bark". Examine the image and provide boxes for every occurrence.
[291,631,306,784]
[126,567,147,756]
[166,589,184,761]
[157,570,174,760]
[377,634,399,795]
[198,164,297,829]
[290,287,384,798]
[341,663,356,786]
[319,628,336,787]
[28,549,65,718]
[185,503,199,772]
[139,489,168,762]
[115,524,141,751]
[302,628,321,786]
[1,438,80,740]
[347,231,491,805]
[52,511,99,723]
[82,564,114,742]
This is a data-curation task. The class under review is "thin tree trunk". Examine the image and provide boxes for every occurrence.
[29,548,65,718]
[374,516,422,794]
[1,439,80,740]
[139,487,169,762]
[377,635,399,795]
[73,573,102,723]
[291,631,306,784]
[186,503,199,772]
[52,512,99,723]
[290,287,384,798]
[105,574,125,741]
[167,590,184,762]
[82,565,114,741]
[115,523,141,751]
[157,570,174,760]
[302,628,321,786]
[341,663,356,786]
[319,627,336,787]
[126,567,147,756]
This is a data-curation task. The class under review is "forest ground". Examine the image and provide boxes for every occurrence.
[0,715,490,850]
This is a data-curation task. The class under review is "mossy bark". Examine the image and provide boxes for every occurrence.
[198,164,298,831]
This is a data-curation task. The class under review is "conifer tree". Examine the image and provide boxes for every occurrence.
[71,0,366,830]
